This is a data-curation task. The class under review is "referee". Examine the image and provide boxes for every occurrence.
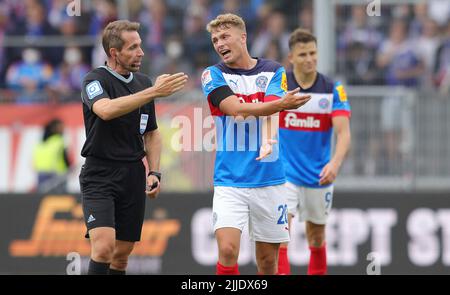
[79,20,187,275]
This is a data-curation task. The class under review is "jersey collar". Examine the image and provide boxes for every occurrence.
[99,66,134,83]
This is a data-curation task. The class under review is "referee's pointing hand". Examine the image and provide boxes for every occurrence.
[152,72,189,97]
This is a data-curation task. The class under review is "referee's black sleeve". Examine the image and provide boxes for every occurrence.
[209,85,234,108]
[144,101,158,133]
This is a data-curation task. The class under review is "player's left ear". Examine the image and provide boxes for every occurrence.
[241,32,247,44]
[288,52,294,65]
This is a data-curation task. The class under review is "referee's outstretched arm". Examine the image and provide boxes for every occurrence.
[92,73,188,121]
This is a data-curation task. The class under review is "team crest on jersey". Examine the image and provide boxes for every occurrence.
[86,80,103,100]
[319,98,330,109]
[281,72,288,92]
[336,84,348,102]
[255,75,268,91]
[201,69,212,87]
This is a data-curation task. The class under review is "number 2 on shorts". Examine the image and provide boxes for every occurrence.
[277,204,288,224]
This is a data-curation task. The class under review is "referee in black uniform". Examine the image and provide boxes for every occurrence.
[79,20,187,275]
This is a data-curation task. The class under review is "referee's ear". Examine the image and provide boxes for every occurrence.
[109,48,119,59]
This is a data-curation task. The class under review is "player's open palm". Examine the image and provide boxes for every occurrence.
[282,87,311,110]
[256,139,277,161]
[153,72,188,97]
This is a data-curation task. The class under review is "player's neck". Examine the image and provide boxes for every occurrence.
[106,60,130,76]
[228,54,257,70]
[294,70,317,89]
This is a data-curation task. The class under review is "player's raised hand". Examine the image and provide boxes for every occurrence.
[280,88,311,110]
[152,72,188,97]
[256,139,277,161]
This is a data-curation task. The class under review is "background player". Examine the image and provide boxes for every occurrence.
[277,29,351,275]
[201,14,311,275]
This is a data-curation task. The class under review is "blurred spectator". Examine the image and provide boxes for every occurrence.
[184,0,211,25]
[262,38,283,64]
[377,19,424,87]
[428,0,450,27]
[139,0,180,75]
[48,0,73,29]
[160,36,196,91]
[338,5,383,51]
[33,118,71,193]
[434,21,450,95]
[376,19,424,174]
[416,18,440,89]
[343,42,382,85]
[0,3,10,88]
[409,3,429,39]
[391,4,412,21]
[337,5,383,81]
[128,0,145,21]
[209,0,252,21]
[209,0,255,35]
[0,0,448,103]
[59,16,78,37]
[2,0,27,28]
[75,0,97,35]
[88,0,118,36]
[297,4,313,33]
[6,0,63,66]
[183,9,214,71]
[48,46,90,102]
[6,48,54,103]
[251,11,290,59]
[264,0,307,30]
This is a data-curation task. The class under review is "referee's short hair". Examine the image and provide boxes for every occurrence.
[288,28,317,49]
[102,20,140,57]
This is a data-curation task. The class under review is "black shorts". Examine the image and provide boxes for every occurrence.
[79,157,146,242]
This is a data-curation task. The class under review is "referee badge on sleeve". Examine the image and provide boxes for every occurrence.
[140,114,149,134]
[86,80,103,100]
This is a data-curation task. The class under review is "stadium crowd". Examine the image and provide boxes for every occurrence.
[0,0,449,103]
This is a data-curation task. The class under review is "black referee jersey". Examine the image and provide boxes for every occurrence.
[80,66,157,162]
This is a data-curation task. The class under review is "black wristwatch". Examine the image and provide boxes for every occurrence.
[148,171,162,182]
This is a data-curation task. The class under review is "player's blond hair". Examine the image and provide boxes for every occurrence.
[102,20,140,57]
[206,13,246,33]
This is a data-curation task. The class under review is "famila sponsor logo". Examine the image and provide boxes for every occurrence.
[284,113,320,128]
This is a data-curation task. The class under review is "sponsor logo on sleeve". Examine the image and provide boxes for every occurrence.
[201,70,212,88]
[281,72,288,92]
[336,84,348,102]
[86,80,103,100]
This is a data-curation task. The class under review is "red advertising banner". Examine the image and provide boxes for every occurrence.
[0,103,214,193]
